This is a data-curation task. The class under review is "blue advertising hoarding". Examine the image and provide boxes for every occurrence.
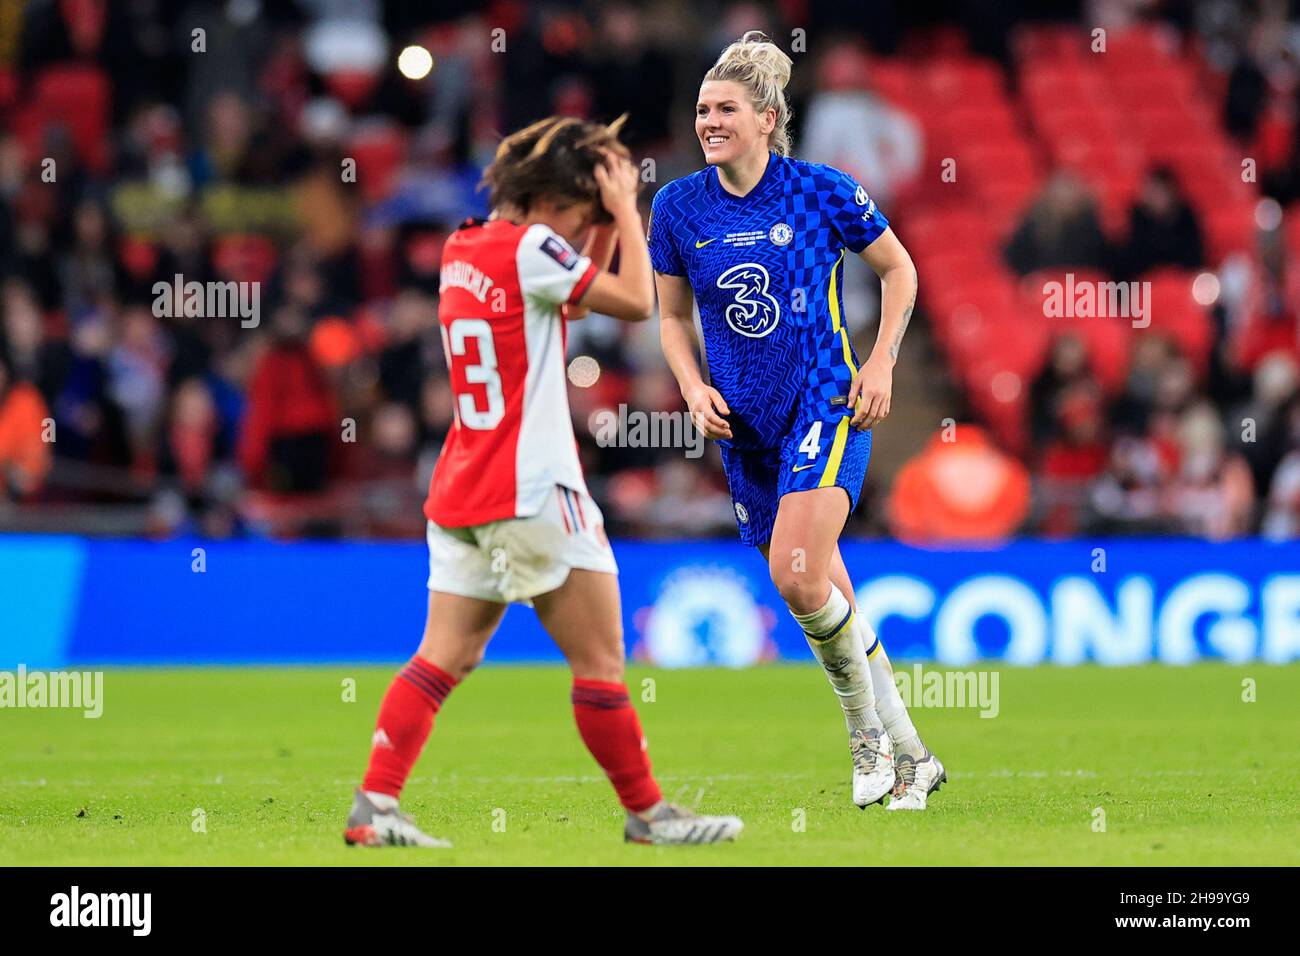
[1,535,1297,668]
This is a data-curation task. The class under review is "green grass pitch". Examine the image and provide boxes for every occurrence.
[1,663,1297,866]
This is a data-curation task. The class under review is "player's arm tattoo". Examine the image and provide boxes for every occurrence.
[888,267,918,362]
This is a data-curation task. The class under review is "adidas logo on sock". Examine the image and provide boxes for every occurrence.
[372,728,393,750]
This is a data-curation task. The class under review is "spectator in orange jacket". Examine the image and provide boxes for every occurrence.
[0,351,53,498]
[888,423,1031,543]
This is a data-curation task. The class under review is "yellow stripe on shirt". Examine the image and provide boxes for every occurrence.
[828,251,857,376]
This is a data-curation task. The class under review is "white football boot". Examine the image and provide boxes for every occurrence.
[886,751,946,811]
[624,803,745,845]
[850,726,895,807]
[344,789,452,847]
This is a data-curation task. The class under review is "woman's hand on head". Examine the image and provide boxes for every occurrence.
[593,150,640,218]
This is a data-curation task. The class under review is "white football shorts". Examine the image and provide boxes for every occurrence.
[426,484,618,605]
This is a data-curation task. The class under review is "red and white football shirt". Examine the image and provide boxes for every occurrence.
[424,218,598,527]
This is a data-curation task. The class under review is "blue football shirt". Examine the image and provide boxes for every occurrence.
[649,152,889,450]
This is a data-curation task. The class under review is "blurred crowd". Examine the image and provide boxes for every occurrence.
[0,0,1298,541]
[984,0,1300,542]
[984,160,1300,540]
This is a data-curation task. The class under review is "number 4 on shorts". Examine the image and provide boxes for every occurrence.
[799,421,823,459]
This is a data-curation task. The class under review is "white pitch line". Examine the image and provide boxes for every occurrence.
[2,768,1234,789]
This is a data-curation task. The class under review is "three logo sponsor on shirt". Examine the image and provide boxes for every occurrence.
[717,263,781,338]
[695,222,808,339]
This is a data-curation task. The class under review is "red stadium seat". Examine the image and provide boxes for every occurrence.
[1031,321,1130,397]
[1033,105,1120,138]
[1076,316,1132,394]
[958,144,1043,221]
[1012,24,1090,64]
[1001,311,1054,378]
[213,235,280,286]
[324,69,382,110]
[1020,66,1106,111]
[864,60,919,108]
[930,106,1020,152]
[957,141,1039,180]
[928,280,1018,340]
[919,38,1236,445]
[1059,158,1143,205]
[0,67,16,112]
[899,208,995,259]
[943,301,999,359]
[920,59,1007,107]
[1053,152,1145,219]
[1020,270,1131,393]
[903,25,973,60]
[19,64,112,173]
[917,251,1010,296]
[1250,107,1295,174]
[1168,153,1254,209]
[1199,201,1257,265]
[929,291,1020,342]
[117,237,160,282]
[1105,68,1195,107]
[1103,24,1181,65]
[1133,110,1215,159]
[1284,203,1300,258]
[974,179,1041,230]
[1177,147,1251,185]
[1161,139,1235,177]
[1038,126,1133,175]
[349,122,408,203]
[405,232,446,278]
[964,356,1030,454]
[1143,268,1216,375]
[939,301,1050,402]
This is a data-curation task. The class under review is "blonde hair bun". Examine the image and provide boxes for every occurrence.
[704,31,794,156]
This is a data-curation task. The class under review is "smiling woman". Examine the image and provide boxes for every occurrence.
[652,30,933,811]
[697,31,794,173]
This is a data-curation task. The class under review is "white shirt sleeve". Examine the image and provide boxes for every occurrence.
[516,223,598,306]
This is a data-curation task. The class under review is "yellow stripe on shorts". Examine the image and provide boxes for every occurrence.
[818,416,851,489]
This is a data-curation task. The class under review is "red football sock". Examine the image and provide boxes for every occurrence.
[571,679,663,813]
[362,657,457,799]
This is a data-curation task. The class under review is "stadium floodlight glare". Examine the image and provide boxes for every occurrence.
[567,355,601,388]
[1254,197,1283,232]
[1191,272,1221,306]
[398,45,433,80]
